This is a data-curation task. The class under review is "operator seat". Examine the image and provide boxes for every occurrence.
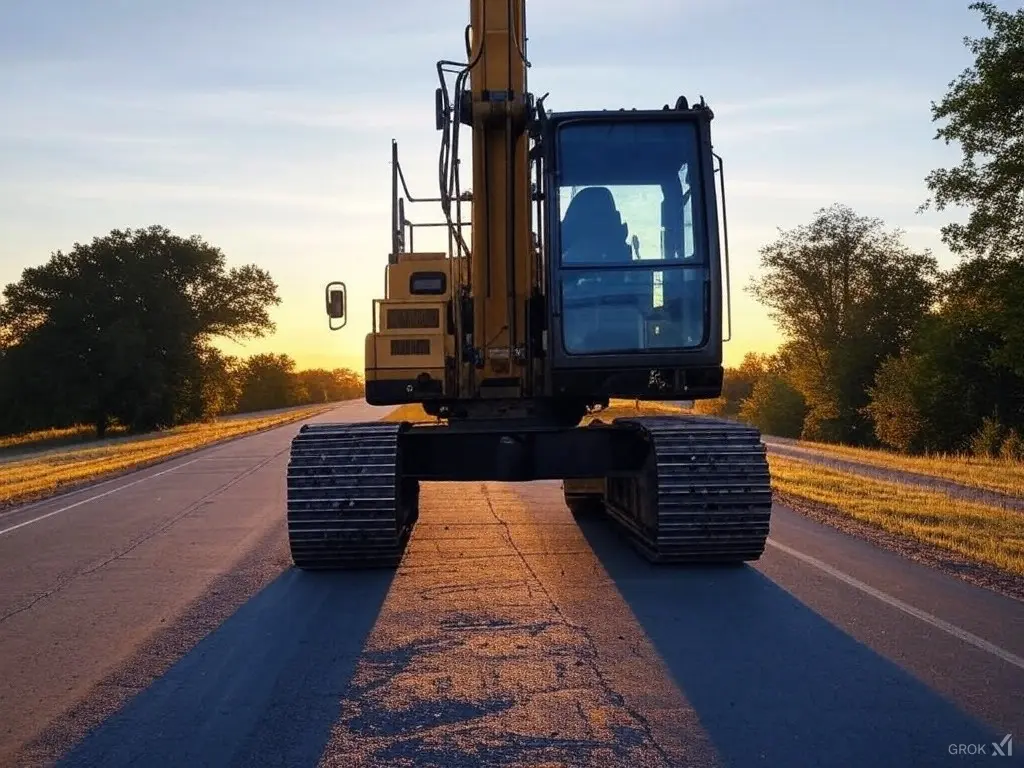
[560,186,631,263]
[559,187,643,353]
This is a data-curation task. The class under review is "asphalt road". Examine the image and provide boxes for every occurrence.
[0,401,1021,767]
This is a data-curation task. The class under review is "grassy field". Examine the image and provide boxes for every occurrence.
[768,454,1024,577]
[769,437,1024,498]
[381,399,688,424]
[0,405,332,509]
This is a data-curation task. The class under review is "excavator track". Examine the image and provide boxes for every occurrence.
[604,415,772,563]
[286,422,418,569]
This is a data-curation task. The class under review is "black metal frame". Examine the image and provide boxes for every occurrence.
[399,420,648,481]
[531,107,726,400]
[390,138,473,262]
[540,108,724,371]
[325,281,347,330]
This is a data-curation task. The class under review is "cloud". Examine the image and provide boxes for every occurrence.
[2,84,430,138]
[527,0,741,29]
[900,224,945,237]
[713,89,860,116]
[156,91,430,132]
[6,178,389,215]
[713,85,932,119]
[713,116,849,141]
[727,179,924,206]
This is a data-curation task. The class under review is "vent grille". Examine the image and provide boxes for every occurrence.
[390,339,431,356]
[386,307,440,329]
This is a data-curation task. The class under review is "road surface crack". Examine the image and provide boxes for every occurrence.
[478,483,674,765]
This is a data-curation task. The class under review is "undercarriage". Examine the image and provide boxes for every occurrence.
[285,414,773,569]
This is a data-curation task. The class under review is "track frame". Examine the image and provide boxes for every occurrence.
[286,415,772,569]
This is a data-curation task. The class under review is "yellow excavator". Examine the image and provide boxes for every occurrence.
[287,0,772,568]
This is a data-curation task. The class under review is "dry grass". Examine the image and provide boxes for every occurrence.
[768,454,1024,577]
[773,438,1024,499]
[0,405,331,508]
[381,399,688,425]
[0,423,131,454]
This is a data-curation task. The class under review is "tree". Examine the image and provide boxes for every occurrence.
[0,226,280,436]
[294,368,365,404]
[941,242,1024,379]
[883,3,1024,455]
[295,369,334,404]
[921,1,1024,261]
[865,300,1024,454]
[332,367,365,399]
[748,204,938,444]
[176,346,242,420]
[235,353,302,413]
[693,352,779,417]
[738,373,806,439]
[864,354,936,454]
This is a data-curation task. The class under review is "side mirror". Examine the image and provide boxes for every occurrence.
[325,281,347,330]
[435,87,445,130]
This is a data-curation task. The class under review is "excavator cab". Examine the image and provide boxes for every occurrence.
[539,100,728,402]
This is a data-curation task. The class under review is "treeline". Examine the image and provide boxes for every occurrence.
[0,225,362,438]
[181,350,363,419]
[698,2,1024,459]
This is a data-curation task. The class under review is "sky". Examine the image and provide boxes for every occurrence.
[0,0,1004,374]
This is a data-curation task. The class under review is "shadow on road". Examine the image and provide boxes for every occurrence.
[58,567,396,768]
[575,516,1003,768]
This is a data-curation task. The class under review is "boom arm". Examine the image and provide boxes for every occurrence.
[466,0,534,394]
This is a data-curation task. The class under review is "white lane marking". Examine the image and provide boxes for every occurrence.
[0,458,201,538]
[0,402,375,537]
[0,403,358,528]
[0,467,156,519]
[766,538,1024,672]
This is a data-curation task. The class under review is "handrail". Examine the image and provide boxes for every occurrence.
[712,151,732,343]
[391,137,473,259]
